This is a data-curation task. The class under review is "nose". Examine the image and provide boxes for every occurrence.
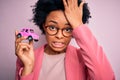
[55,30,64,39]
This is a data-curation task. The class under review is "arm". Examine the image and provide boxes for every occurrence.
[15,58,34,80]
[15,31,35,80]
[72,25,115,80]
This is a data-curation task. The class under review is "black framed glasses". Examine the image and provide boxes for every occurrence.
[45,25,73,37]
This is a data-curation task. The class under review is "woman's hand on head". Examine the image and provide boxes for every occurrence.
[15,31,34,75]
[63,0,85,28]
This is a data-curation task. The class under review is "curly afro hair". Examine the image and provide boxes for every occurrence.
[32,0,91,34]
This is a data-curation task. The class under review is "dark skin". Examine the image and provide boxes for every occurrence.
[43,10,72,55]
[15,0,84,76]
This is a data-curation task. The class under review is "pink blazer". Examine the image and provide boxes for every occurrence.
[16,25,115,80]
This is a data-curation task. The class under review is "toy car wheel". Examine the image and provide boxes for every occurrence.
[27,36,33,41]
[34,39,38,42]
[17,33,22,38]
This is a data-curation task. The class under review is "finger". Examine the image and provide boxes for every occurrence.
[16,43,21,56]
[80,0,85,8]
[19,45,29,52]
[15,36,27,44]
[16,43,30,55]
[15,30,19,39]
[79,1,85,11]
[15,30,19,55]
[15,37,27,50]
[15,29,26,43]
[63,0,68,8]
[15,30,19,47]
[16,42,30,53]
[74,0,78,7]
[19,43,31,49]
[16,43,28,51]
[67,0,72,7]
[18,45,29,57]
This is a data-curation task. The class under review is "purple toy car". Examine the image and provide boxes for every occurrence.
[17,28,39,42]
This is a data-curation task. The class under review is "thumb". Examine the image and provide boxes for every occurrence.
[15,30,19,39]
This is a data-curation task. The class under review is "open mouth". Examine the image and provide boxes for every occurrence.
[52,42,65,48]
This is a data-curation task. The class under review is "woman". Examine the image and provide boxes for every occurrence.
[15,0,115,80]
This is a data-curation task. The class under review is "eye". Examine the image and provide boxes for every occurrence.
[64,28,73,32]
[48,26,57,31]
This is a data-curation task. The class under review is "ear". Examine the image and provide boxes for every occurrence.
[43,23,45,31]
[42,23,46,34]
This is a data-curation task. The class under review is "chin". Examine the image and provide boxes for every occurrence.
[51,46,66,53]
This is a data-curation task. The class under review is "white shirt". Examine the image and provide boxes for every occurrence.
[39,52,66,80]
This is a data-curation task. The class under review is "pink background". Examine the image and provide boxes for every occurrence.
[0,0,120,79]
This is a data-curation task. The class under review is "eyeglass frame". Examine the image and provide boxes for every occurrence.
[44,25,73,37]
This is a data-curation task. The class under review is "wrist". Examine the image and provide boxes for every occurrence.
[71,21,83,29]
[21,65,34,76]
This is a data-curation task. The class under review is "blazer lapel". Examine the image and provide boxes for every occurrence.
[34,45,45,80]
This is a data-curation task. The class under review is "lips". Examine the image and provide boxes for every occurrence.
[52,42,65,48]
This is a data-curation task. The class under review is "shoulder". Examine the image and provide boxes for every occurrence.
[67,45,83,59]
[67,45,79,56]
[34,44,46,57]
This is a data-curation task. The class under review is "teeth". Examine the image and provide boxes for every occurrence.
[52,42,64,48]
[54,42,63,44]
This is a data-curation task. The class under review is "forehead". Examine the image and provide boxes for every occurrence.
[45,10,69,26]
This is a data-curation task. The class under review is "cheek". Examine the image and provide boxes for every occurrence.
[65,37,72,45]
[45,34,54,43]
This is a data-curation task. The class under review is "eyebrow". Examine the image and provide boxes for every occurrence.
[48,20,57,24]
[48,20,70,26]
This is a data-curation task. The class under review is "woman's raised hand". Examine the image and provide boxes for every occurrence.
[15,31,34,76]
[63,0,85,28]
